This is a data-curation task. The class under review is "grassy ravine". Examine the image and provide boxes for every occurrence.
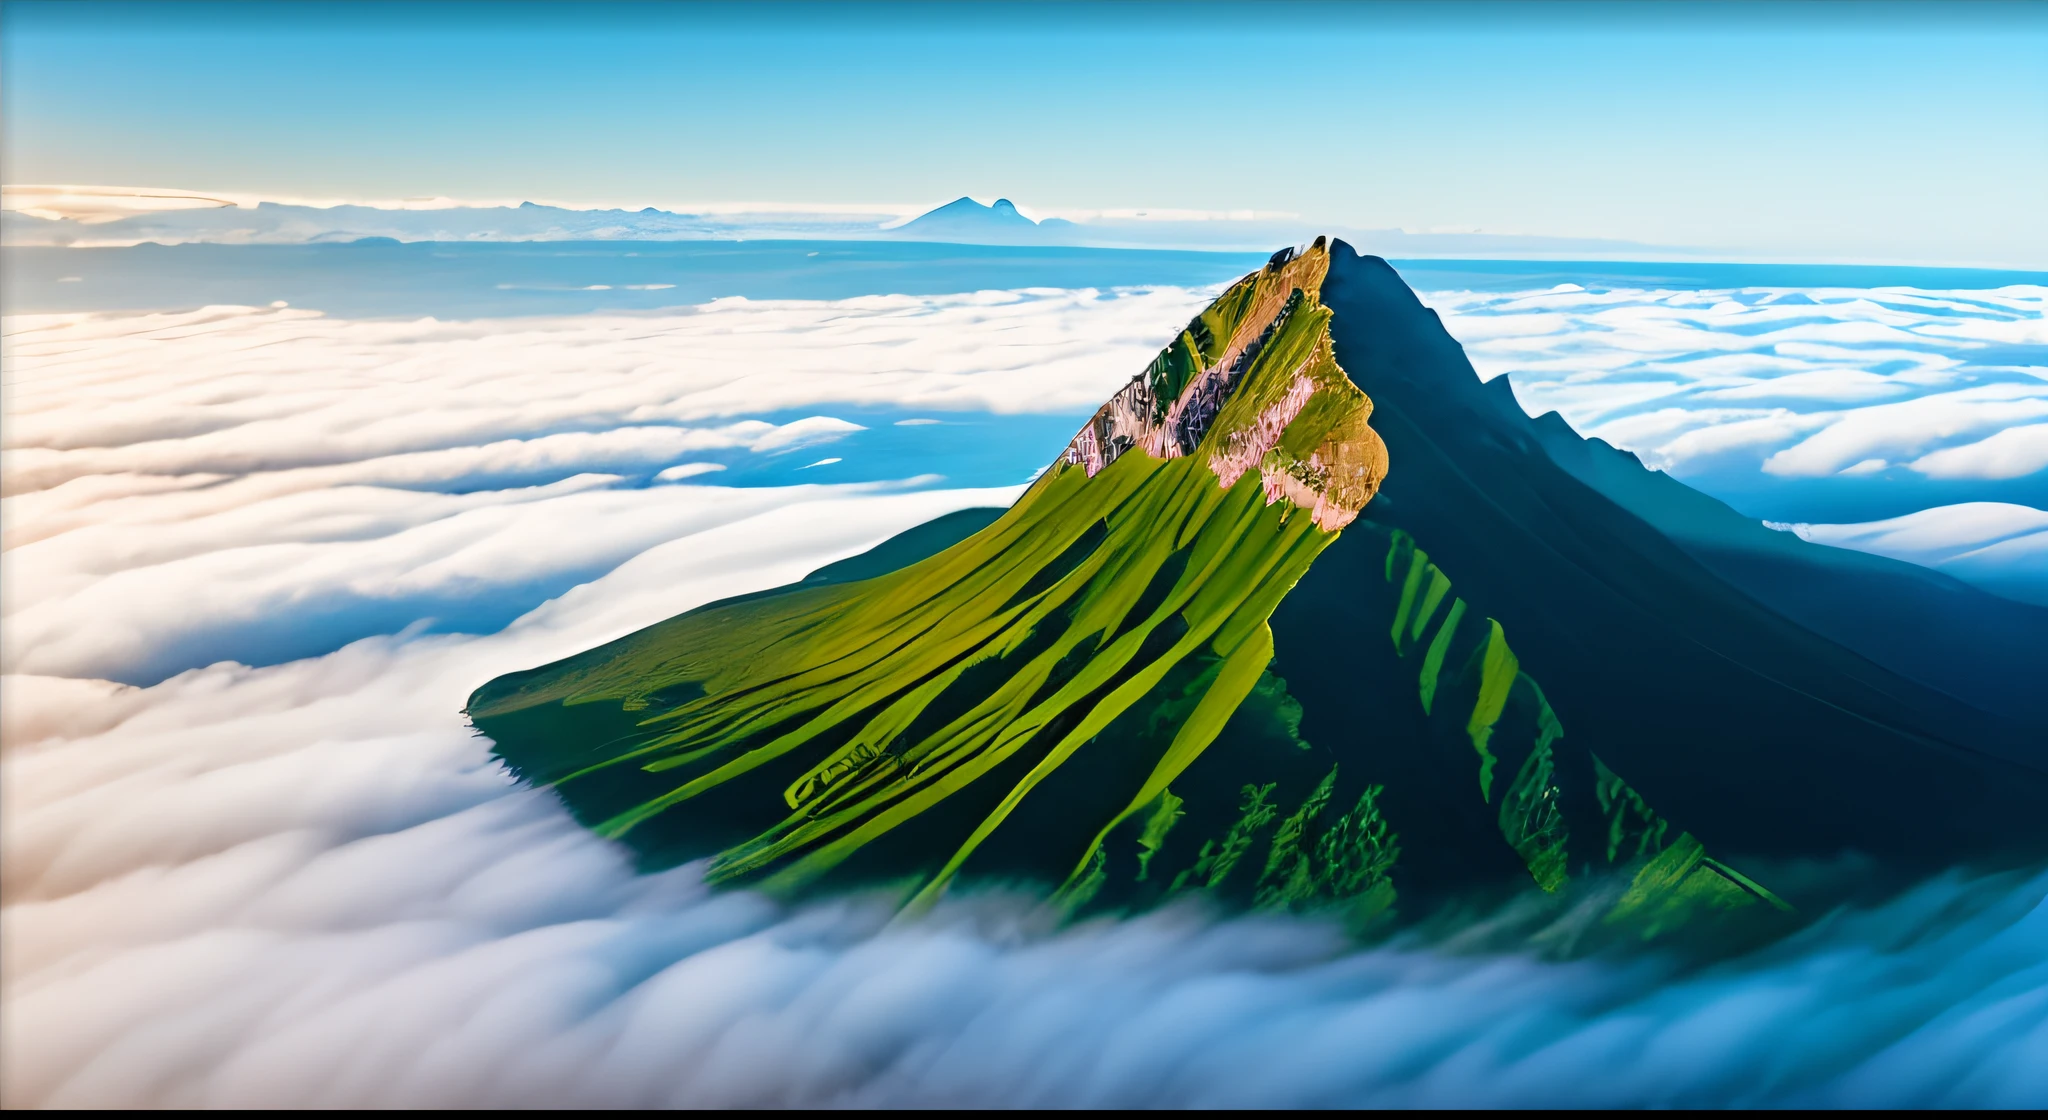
[470,243,1382,903]
[1062,522,1784,937]
[1370,526,1787,929]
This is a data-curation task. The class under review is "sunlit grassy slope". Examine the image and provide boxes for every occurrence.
[471,243,1392,907]
[472,240,2048,937]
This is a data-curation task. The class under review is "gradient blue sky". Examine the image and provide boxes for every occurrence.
[5,1,2044,265]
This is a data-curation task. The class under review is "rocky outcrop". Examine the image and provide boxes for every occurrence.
[1061,239,1386,529]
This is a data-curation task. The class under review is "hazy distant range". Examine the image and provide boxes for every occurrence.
[4,191,1680,258]
[13,237,2039,322]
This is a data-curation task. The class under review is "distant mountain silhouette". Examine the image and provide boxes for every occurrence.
[889,196,1080,245]
[3,187,1682,255]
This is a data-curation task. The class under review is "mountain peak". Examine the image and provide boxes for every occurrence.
[1061,237,1382,530]
[468,240,2048,939]
[890,195,1062,244]
[916,195,1037,224]
[469,238,1391,904]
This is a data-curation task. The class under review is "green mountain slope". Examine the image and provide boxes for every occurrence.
[470,240,2048,940]
[470,243,1388,905]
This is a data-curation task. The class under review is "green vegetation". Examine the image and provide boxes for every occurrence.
[1369,526,1784,926]
[470,242,1383,903]
[471,241,1793,944]
[1252,766,1401,913]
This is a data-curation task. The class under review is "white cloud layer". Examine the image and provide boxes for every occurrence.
[1771,501,2048,607]
[2,289,1206,682]
[4,289,1201,492]
[1433,284,2048,485]
[4,284,2045,1107]
[1912,423,2048,480]
[4,504,2044,1107]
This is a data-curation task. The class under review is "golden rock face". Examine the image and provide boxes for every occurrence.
[1060,239,1385,531]
[1260,405,1389,531]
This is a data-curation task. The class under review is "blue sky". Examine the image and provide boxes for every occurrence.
[4,1,2045,265]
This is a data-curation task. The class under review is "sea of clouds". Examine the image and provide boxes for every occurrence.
[2,288,1201,685]
[4,281,2044,1107]
[1439,282,2048,483]
[1436,281,2048,526]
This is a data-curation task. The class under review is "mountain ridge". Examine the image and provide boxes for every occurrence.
[1309,246,2046,861]
[885,196,1080,244]
[468,239,2048,942]
[3,186,1672,255]
[470,242,1394,907]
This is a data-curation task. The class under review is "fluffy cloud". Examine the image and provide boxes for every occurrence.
[2,288,1208,683]
[6,490,2044,1108]
[4,477,993,683]
[1772,501,2048,606]
[1912,423,2048,481]
[4,289,1204,493]
[1434,284,2048,485]
[4,515,2044,1107]
[1760,387,2048,479]
[5,282,2045,1108]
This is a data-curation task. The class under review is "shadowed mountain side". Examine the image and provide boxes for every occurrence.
[1317,242,2048,872]
[1524,415,2048,727]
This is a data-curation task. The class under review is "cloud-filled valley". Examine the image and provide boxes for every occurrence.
[4,272,2045,1107]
